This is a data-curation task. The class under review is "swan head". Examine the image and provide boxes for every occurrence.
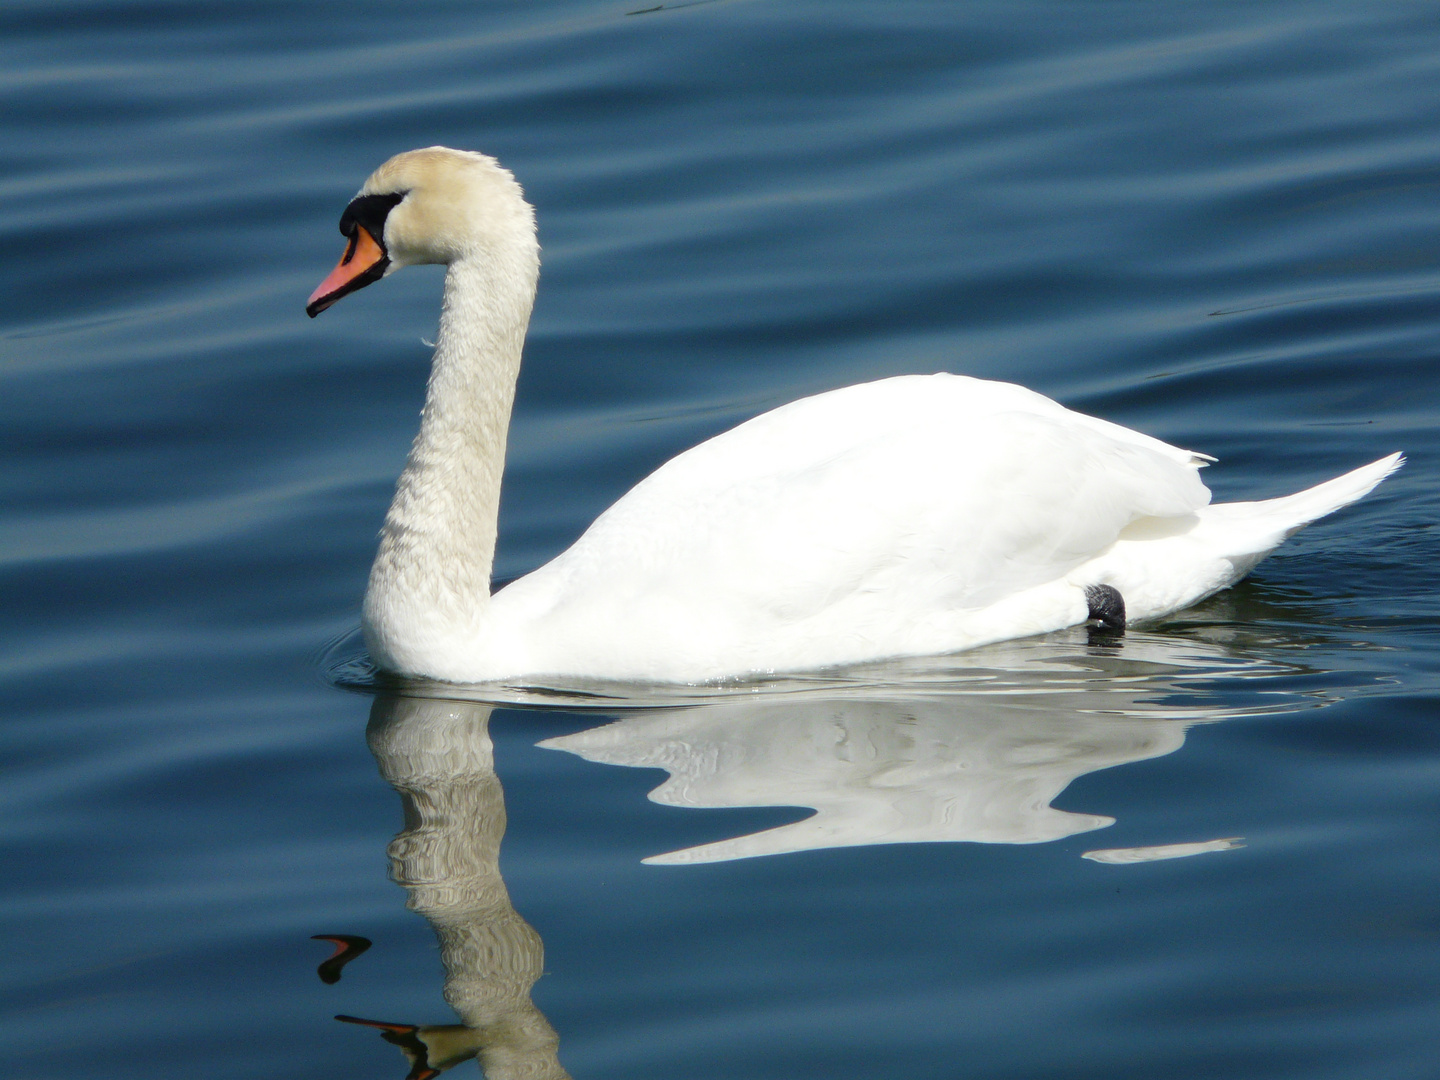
[307,146,536,317]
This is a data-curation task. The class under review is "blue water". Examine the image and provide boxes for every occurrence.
[5,1,1440,1077]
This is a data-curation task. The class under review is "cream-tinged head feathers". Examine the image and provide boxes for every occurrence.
[307,147,537,317]
[362,146,537,270]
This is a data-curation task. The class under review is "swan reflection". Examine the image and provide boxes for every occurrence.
[354,695,571,1080]
[540,631,1334,864]
[344,628,1350,1075]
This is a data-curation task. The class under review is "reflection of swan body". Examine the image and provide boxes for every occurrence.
[550,699,1181,863]
[541,636,1326,864]
[309,146,1401,685]
[364,696,570,1080]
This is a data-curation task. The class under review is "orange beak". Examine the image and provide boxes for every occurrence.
[307,226,388,317]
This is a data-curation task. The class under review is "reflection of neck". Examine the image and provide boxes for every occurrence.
[368,696,570,1080]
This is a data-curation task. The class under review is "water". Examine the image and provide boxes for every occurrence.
[4,1,1439,1077]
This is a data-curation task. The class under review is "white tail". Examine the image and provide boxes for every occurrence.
[1201,452,1404,555]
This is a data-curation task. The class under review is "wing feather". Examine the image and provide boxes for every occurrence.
[503,375,1208,647]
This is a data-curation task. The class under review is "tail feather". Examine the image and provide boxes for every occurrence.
[1200,452,1403,552]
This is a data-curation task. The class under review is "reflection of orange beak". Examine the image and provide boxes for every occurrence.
[307,226,388,317]
[335,1015,448,1080]
[334,1014,488,1080]
[311,934,371,984]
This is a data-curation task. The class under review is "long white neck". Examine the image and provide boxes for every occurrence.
[363,243,539,678]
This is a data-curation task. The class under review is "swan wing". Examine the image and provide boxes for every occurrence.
[491,374,1209,679]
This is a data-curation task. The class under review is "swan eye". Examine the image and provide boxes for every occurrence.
[338,191,407,246]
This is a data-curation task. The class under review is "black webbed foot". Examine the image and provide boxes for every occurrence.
[1084,584,1126,635]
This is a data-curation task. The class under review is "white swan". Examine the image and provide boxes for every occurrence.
[307,146,1401,685]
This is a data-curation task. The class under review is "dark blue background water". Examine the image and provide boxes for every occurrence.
[4,2,1439,1077]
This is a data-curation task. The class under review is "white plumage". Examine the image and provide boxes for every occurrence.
[307,147,1401,685]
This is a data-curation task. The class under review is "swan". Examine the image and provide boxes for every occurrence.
[307,146,1402,685]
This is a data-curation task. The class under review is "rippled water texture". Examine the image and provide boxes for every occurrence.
[4,2,1440,1077]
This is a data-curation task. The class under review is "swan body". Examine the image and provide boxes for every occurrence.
[308,147,1401,685]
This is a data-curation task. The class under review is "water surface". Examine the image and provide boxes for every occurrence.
[4,2,1439,1077]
